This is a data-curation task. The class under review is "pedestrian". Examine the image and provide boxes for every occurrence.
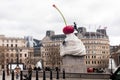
[38,67,41,71]
[6,67,10,76]
[28,65,32,80]
[34,66,37,70]
[15,67,20,79]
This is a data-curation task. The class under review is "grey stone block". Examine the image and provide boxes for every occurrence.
[61,55,87,73]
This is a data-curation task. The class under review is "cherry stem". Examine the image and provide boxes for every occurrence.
[53,4,67,26]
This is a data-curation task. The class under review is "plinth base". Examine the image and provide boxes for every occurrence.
[61,55,87,73]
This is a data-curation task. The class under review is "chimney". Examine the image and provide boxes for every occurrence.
[97,29,107,35]
[46,30,55,37]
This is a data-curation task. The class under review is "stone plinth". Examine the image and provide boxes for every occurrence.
[61,55,87,73]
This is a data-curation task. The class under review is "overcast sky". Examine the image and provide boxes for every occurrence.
[0,0,120,45]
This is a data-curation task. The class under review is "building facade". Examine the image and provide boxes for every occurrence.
[79,27,110,70]
[41,31,63,70]
[0,35,32,70]
[24,36,42,68]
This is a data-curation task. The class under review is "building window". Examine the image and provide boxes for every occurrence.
[20,49,22,52]
[98,61,99,64]
[11,44,13,47]
[102,51,105,54]
[7,49,9,51]
[11,40,13,42]
[86,56,87,59]
[88,56,90,58]
[7,40,9,42]
[11,59,13,63]
[20,59,22,63]
[86,61,90,64]
[16,40,18,42]
[102,56,105,58]
[94,56,96,58]
[94,61,96,64]
[92,61,94,64]
[25,54,27,57]
[2,40,4,42]
[11,53,13,57]
[6,53,9,57]
[15,44,17,47]
[11,49,13,52]
[92,56,93,58]
[20,54,22,57]
[7,44,9,47]
[16,54,18,57]
[6,59,9,63]
[102,46,105,49]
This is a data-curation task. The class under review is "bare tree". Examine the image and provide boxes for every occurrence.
[46,46,61,70]
[0,46,6,69]
[99,58,109,68]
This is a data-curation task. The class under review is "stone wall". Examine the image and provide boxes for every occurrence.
[22,70,110,79]
[61,55,87,73]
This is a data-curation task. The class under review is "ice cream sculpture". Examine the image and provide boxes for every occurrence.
[53,4,86,56]
[61,25,86,56]
[53,4,86,73]
[61,26,87,73]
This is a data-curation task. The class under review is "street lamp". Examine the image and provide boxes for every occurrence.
[15,48,21,70]
[110,55,113,74]
[16,49,19,67]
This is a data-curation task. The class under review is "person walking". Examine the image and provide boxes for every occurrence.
[28,65,32,80]
[6,67,9,76]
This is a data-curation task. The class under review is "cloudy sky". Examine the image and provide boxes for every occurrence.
[0,0,120,45]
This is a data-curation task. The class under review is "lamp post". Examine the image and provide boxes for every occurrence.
[110,55,113,74]
[16,49,19,67]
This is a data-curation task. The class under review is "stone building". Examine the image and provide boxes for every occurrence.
[79,27,110,70]
[41,27,110,71]
[24,36,42,68]
[0,35,33,70]
[41,31,63,70]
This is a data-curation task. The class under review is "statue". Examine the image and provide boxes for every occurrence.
[53,4,86,73]
[36,60,42,70]
[60,25,86,56]
[60,24,86,73]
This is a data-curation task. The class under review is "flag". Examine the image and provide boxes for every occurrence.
[98,25,101,29]
[104,27,107,30]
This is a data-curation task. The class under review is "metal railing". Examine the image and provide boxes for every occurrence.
[1,69,111,80]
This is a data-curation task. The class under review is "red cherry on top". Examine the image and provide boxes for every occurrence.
[63,25,74,34]
[52,4,56,8]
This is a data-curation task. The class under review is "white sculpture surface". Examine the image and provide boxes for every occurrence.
[36,60,42,69]
[60,33,86,56]
[59,25,87,73]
